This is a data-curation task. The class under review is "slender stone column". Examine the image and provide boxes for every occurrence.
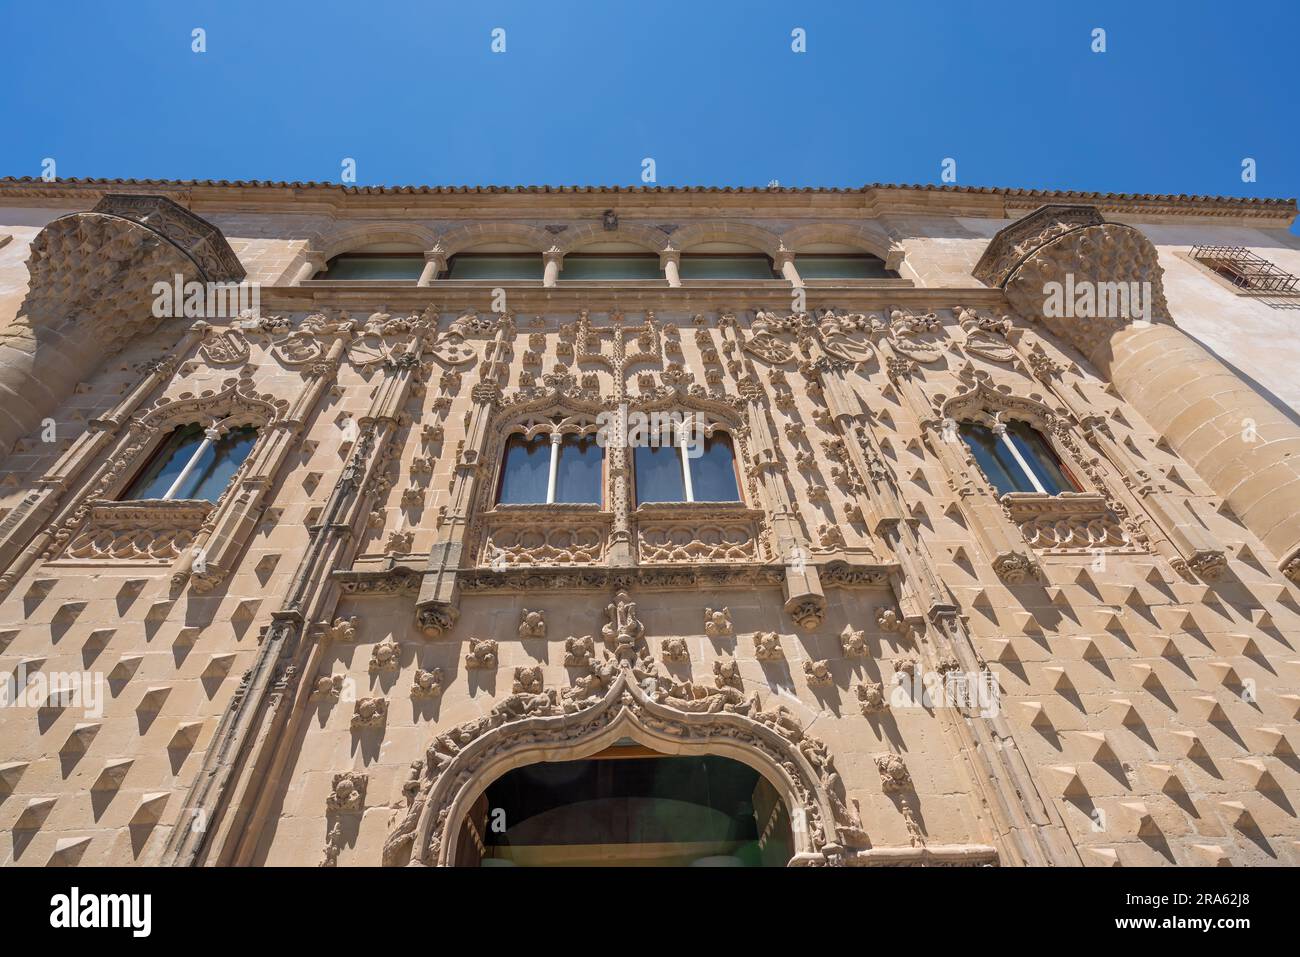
[773,249,802,287]
[418,246,446,287]
[977,205,1300,581]
[661,249,681,287]
[543,248,563,287]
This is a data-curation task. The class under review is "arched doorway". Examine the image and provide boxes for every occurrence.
[383,657,864,867]
[459,744,794,867]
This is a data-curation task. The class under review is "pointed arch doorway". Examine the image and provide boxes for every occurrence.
[458,743,794,867]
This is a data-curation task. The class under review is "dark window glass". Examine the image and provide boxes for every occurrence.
[959,421,1075,496]
[678,255,775,280]
[795,254,898,280]
[1005,420,1076,495]
[122,424,206,500]
[185,426,258,502]
[498,433,550,504]
[122,424,258,502]
[319,254,424,280]
[556,434,602,504]
[690,433,740,502]
[447,254,545,281]
[958,422,1027,495]
[635,444,686,504]
[560,254,662,281]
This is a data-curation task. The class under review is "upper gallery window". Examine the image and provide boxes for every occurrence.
[795,253,899,280]
[560,253,662,280]
[121,423,259,503]
[446,253,545,281]
[318,253,425,280]
[678,254,776,280]
[497,431,603,505]
[634,430,741,505]
[958,420,1079,496]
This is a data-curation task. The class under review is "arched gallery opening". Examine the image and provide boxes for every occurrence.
[452,743,795,867]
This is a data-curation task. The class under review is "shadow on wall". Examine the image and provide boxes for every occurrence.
[1177,326,1300,428]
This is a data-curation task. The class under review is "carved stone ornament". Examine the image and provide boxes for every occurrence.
[753,631,784,661]
[660,637,690,663]
[351,697,388,731]
[512,666,544,694]
[410,668,444,699]
[382,651,872,867]
[875,753,913,792]
[369,637,401,674]
[563,635,597,668]
[464,639,499,670]
[325,771,368,813]
[804,659,834,688]
[601,590,645,661]
[310,674,344,702]
[785,596,826,632]
[518,609,546,639]
[839,625,869,659]
[857,682,887,715]
[713,657,743,691]
[704,606,733,638]
[323,616,359,642]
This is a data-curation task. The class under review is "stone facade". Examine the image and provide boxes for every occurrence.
[0,179,1298,867]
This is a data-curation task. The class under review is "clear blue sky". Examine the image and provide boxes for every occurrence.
[1,0,1295,211]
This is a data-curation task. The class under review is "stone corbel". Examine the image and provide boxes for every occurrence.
[0,194,244,461]
[884,244,906,273]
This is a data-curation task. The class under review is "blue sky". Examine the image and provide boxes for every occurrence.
[0,0,1295,209]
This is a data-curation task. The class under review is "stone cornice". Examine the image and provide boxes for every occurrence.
[0,177,1293,227]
